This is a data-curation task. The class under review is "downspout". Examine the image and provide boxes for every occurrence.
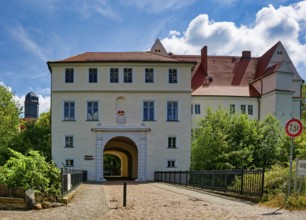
[258,78,263,120]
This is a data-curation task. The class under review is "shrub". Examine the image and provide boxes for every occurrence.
[0,149,61,199]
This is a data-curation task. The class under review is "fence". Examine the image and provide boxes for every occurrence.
[154,169,264,198]
[61,169,86,196]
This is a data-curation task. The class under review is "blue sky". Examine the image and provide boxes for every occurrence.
[0,0,306,114]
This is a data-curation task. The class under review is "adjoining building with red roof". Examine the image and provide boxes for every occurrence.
[47,39,303,181]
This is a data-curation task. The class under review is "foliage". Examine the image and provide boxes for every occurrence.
[262,163,306,210]
[0,86,20,163]
[191,107,286,170]
[7,111,51,164]
[104,154,121,175]
[0,148,61,198]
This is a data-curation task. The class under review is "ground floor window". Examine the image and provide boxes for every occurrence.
[65,159,74,167]
[167,160,176,168]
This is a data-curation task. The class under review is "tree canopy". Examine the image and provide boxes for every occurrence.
[191,107,287,170]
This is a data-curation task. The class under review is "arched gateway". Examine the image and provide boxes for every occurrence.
[91,124,150,181]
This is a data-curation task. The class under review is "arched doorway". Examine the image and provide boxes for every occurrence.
[103,136,138,180]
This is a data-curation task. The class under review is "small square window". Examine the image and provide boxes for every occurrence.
[110,68,119,83]
[65,136,74,148]
[65,68,74,83]
[167,160,176,168]
[169,68,177,84]
[65,159,74,167]
[168,137,177,148]
[89,68,98,83]
[124,68,133,83]
[145,68,154,83]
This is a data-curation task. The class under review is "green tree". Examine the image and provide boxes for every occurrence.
[0,86,20,165]
[0,85,20,148]
[0,148,60,198]
[9,111,51,162]
[191,107,286,170]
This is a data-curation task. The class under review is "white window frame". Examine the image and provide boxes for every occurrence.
[65,68,74,83]
[87,101,99,121]
[145,68,154,83]
[194,104,201,114]
[230,104,235,114]
[167,160,176,168]
[65,159,74,167]
[110,68,119,83]
[65,135,74,148]
[241,105,246,114]
[167,101,179,121]
[248,105,253,115]
[143,100,155,121]
[123,68,133,83]
[168,68,178,84]
[168,136,177,149]
[63,101,75,121]
[89,68,98,83]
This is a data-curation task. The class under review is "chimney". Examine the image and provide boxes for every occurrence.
[242,51,251,60]
[201,46,208,74]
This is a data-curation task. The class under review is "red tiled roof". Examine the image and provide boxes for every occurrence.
[50,52,195,64]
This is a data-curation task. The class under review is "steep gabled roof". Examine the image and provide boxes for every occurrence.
[256,41,279,78]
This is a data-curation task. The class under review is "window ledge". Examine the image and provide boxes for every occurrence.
[166,120,180,122]
[63,120,76,122]
[86,120,99,122]
[64,146,75,148]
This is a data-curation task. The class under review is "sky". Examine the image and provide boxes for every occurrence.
[0,0,306,116]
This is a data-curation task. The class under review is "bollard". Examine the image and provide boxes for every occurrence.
[123,181,127,207]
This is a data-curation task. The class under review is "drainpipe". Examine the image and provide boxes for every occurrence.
[258,78,263,120]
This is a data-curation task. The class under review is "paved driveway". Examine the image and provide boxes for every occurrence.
[0,182,305,220]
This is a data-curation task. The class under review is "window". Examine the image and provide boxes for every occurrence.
[87,101,98,121]
[230,104,235,114]
[143,101,154,121]
[65,136,74,148]
[248,105,253,115]
[168,137,177,148]
[241,105,246,114]
[64,102,75,121]
[168,68,177,83]
[65,159,74,167]
[167,160,176,168]
[110,68,119,83]
[167,101,178,121]
[124,68,133,83]
[145,68,154,83]
[194,104,201,114]
[65,68,74,83]
[89,68,98,83]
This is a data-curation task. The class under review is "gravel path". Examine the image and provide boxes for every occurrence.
[0,182,109,220]
[102,182,306,220]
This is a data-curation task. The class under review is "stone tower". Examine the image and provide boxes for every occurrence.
[24,92,39,118]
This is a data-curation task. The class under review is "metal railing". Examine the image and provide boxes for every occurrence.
[61,168,86,196]
[154,169,264,198]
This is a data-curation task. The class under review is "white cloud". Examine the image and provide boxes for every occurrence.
[122,0,197,13]
[9,24,47,61]
[161,1,306,79]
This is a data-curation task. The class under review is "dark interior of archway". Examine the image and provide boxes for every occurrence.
[103,154,121,176]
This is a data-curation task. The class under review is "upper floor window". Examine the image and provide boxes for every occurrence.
[168,68,177,84]
[168,137,177,149]
[89,68,98,83]
[87,101,98,121]
[64,101,75,121]
[241,105,246,114]
[167,101,178,121]
[145,68,154,83]
[248,105,253,115]
[167,160,176,168]
[124,68,133,83]
[65,136,74,148]
[143,101,154,121]
[230,104,235,114]
[110,68,119,83]
[65,68,74,83]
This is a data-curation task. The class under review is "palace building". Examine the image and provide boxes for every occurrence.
[47,39,303,181]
